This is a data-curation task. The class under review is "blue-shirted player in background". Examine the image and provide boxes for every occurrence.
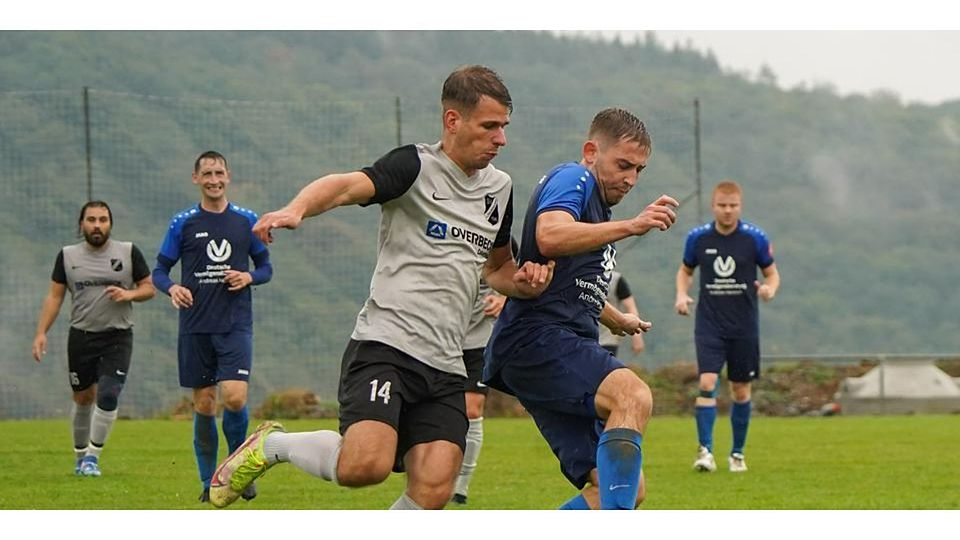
[153,150,273,503]
[484,108,679,510]
[675,180,780,473]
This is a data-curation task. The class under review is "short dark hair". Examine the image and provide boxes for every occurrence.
[441,65,513,115]
[194,150,228,173]
[588,108,651,151]
[77,200,112,234]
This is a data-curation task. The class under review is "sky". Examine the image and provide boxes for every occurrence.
[6,1,960,105]
[599,31,960,105]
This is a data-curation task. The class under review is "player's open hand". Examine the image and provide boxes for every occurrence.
[512,260,555,298]
[169,284,194,309]
[675,293,694,316]
[253,208,303,244]
[611,313,652,336]
[104,285,131,303]
[224,270,253,292]
[632,194,679,235]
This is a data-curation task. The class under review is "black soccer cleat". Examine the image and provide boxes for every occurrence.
[199,487,211,503]
[451,493,468,505]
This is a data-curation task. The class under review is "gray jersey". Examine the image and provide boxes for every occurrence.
[463,280,495,350]
[53,239,150,331]
[351,142,513,376]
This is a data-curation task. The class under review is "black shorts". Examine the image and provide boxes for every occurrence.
[462,347,490,395]
[67,327,133,392]
[338,339,468,472]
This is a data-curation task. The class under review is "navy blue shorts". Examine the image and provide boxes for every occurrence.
[487,325,626,488]
[695,334,760,382]
[177,331,252,388]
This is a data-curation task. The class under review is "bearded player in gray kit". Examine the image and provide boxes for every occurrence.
[32,201,155,477]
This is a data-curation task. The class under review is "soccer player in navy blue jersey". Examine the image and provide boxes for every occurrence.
[207,65,554,510]
[675,180,780,473]
[152,151,273,502]
[484,108,679,510]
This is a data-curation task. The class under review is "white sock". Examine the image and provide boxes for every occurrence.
[263,430,342,483]
[455,417,484,496]
[389,492,423,510]
[72,403,93,458]
[87,406,119,458]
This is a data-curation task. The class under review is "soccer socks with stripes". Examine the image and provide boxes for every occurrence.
[193,412,218,489]
[596,427,643,510]
[263,430,342,483]
[221,406,249,454]
[695,404,717,452]
[454,417,484,497]
[731,400,752,455]
[86,406,118,458]
[72,402,93,459]
[559,493,591,510]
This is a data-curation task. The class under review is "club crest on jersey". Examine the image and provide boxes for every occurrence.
[484,194,499,225]
[110,258,123,271]
[713,255,736,278]
[425,219,448,240]
[206,239,232,262]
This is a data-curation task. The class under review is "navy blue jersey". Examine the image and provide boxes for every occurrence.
[682,220,774,338]
[496,162,615,340]
[153,203,272,334]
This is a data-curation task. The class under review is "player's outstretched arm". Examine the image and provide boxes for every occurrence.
[32,281,66,362]
[535,195,678,258]
[253,172,376,244]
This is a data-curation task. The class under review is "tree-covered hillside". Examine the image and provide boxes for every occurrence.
[2,31,958,417]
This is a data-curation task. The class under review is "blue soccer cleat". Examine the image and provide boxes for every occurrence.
[79,455,102,477]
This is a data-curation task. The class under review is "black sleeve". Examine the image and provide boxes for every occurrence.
[51,250,66,284]
[130,244,151,282]
[359,144,422,206]
[493,189,514,248]
[615,274,632,300]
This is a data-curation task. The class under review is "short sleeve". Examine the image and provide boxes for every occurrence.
[51,250,66,284]
[130,244,151,281]
[360,145,422,205]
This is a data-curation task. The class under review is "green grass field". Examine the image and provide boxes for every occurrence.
[1,415,958,510]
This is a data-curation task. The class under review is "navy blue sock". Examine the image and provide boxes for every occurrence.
[596,428,643,510]
[695,404,717,452]
[193,412,218,489]
[731,400,752,455]
[221,406,249,454]
[558,493,590,510]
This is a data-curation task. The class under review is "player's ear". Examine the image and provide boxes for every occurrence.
[582,139,600,165]
[443,108,462,134]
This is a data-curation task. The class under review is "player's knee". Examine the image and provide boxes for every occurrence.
[623,378,653,419]
[221,394,247,412]
[408,477,455,509]
[73,388,96,406]
[336,453,393,487]
[95,375,124,411]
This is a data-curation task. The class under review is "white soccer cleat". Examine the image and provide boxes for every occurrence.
[693,446,716,472]
[728,453,747,473]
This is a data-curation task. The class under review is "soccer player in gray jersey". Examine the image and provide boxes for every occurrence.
[32,201,155,477]
[209,65,554,510]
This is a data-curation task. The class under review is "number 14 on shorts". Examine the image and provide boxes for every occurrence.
[369,379,392,404]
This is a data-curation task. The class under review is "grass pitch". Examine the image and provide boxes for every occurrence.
[1,415,957,510]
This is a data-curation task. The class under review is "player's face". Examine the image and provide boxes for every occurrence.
[712,191,742,230]
[592,138,650,206]
[448,95,510,175]
[81,207,111,247]
[192,157,230,202]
